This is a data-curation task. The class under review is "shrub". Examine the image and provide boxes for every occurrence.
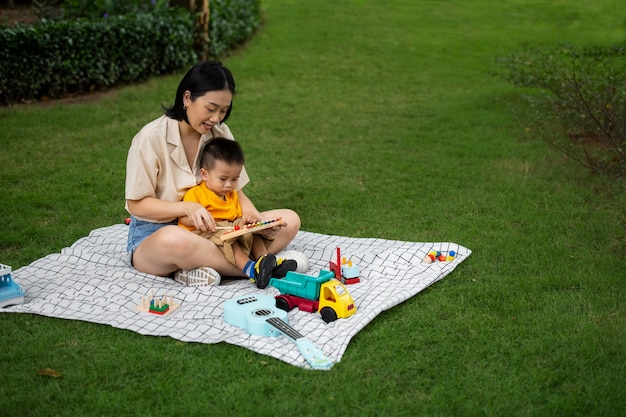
[207,0,262,58]
[58,0,262,60]
[496,42,626,183]
[0,6,196,104]
[0,0,262,104]
[60,0,171,19]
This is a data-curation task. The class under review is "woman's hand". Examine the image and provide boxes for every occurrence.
[184,202,216,232]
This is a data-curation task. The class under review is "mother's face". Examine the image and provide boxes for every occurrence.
[184,89,233,135]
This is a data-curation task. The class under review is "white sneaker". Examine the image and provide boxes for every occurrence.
[174,266,221,286]
[275,250,310,273]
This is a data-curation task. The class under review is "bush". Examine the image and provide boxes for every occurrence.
[207,0,262,58]
[60,0,171,19]
[0,6,196,104]
[496,42,626,183]
[60,0,262,59]
[0,0,262,104]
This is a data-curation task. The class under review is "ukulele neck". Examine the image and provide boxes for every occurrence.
[267,317,303,341]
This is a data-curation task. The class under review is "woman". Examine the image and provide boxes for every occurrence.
[125,61,301,285]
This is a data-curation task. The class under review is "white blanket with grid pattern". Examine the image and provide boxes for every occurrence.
[3,224,471,369]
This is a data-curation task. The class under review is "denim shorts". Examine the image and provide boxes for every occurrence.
[126,216,178,265]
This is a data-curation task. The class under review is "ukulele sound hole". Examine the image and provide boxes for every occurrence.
[253,308,273,317]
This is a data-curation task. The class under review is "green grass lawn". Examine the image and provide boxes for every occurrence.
[1,1,625,416]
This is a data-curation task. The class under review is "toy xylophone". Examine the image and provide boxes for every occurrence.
[219,217,284,242]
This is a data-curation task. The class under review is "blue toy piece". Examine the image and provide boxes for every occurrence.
[341,264,360,279]
[0,264,25,308]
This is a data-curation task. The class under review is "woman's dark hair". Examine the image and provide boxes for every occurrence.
[164,60,236,124]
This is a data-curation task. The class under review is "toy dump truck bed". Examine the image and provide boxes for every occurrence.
[270,270,335,300]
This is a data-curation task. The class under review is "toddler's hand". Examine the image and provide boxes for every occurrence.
[241,211,262,225]
[258,219,287,239]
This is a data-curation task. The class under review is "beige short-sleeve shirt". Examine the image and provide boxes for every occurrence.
[125,115,249,222]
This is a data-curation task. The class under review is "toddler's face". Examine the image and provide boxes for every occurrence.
[200,160,242,197]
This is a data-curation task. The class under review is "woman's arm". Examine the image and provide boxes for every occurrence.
[178,214,195,227]
[126,197,186,220]
[127,197,215,232]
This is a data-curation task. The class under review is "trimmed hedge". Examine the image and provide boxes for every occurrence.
[0,0,262,105]
[208,0,262,58]
[0,8,195,104]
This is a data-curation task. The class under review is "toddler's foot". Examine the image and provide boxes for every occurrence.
[273,258,298,278]
[252,254,277,289]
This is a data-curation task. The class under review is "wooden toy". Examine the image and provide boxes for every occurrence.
[422,250,456,264]
[219,217,283,242]
[223,293,333,370]
[134,290,181,316]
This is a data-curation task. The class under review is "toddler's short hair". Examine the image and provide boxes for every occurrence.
[200,137,245,171]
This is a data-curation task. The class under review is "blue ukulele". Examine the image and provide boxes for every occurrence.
[223,294,333,370]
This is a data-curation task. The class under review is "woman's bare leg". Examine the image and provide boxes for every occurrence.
[132,226,245,277]
[261,208,300,254]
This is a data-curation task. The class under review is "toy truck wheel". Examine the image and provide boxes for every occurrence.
[320,307,338,323]
[275,296,293,312]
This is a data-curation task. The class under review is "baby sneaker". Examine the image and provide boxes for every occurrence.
[251,253,277,289]
[272,257,298,278]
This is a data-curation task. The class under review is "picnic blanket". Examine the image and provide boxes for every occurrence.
[2,224,471,369]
